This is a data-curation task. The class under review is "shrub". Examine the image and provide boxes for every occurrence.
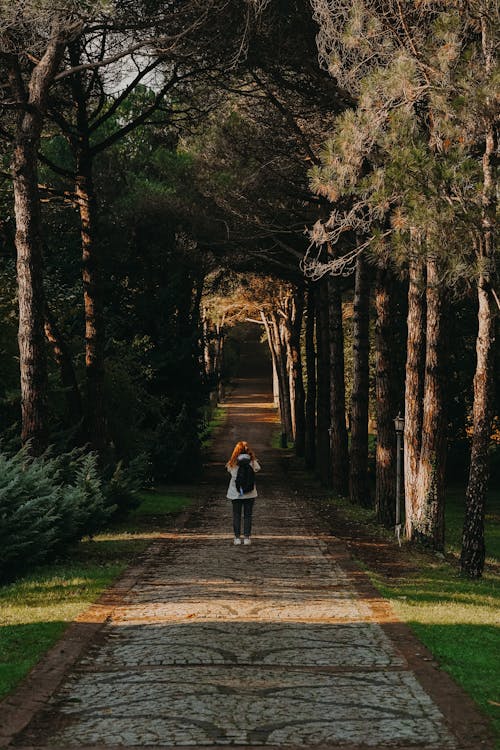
[0,448,112,583]
[104,453,150,519]
[0,450,60,581]
[152,404,201,481]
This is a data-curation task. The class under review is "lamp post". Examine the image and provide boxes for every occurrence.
[394,412,405,546]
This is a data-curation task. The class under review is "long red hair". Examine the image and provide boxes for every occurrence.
[227,440,255,468]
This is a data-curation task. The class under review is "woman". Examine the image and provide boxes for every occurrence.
[226,440,261,545]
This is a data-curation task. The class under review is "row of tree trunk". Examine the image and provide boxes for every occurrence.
[262,269,397,523]
[262,236,495,577]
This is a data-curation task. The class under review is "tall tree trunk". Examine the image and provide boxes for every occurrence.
[212,323,224,384]
[404,252,426,537]
[461,40,498,576]
[461,242,496,575]
[375,267,397,526]
[412,256,447,549]
[349,254,371,505]
[304,283,316,469]
[13,133,49,455]
[262,312,280,408]
[287,288,306,457]
[216,327,225,403]
[76,148,106,453]
[274,313,293,440]
[272,358,280,408]
[8,39,65,454]
[263,312,292,441]
[68,45,106,454]
[202,310,213,379]
[316,278,331,486]
[328,274,349,495]
[44,303,82,424]
[288,331,297,441]
[406,255,446,550]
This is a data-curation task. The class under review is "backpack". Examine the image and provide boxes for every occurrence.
[235,459,255,495]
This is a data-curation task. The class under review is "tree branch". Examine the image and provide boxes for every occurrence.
[39,153,75,180]
[89,57,164,133]
[89,70,182,155]
[54,41,152,81]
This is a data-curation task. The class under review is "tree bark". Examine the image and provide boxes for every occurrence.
[375,267,397,526]
[13,133,49,455]
[287,288,306,457]
[404,252,426,537]
[349,254,371,505]
[263,311,292,441]
[316,278,331,486]
[274,312,293,440]
[8,38,66,454]
[272,357,280,407]
[76,148,106,453]
[461,242,496,575]
[304,283,316,469]
[202,310,213,380]
[328,274,349,495]
[262,312,280,409]
[44,303,82,423]
[412,256,447,549]
[461,47,498,576]
[215,326,225,403]
[67,44,106,454]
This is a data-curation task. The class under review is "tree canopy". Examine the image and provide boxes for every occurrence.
[0,0,498,577]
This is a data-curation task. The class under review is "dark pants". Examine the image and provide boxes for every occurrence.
[232,498,255,537]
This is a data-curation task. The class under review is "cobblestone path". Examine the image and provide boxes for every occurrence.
[4,370,492,749]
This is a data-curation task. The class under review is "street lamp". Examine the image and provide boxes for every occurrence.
[394,412,405,546]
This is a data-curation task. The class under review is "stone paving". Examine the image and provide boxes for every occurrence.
[23,506,457,748]
[6,372,485,749]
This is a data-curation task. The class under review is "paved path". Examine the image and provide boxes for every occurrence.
[2,370,493,749]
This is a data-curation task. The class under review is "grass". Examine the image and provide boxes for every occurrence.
[320,484,500,747]
[200,404,227,450]
[0,488,193,701]
[445,483,500,562]
[374,567,500,746]
[271,427,293,450]
[131,487,193,519]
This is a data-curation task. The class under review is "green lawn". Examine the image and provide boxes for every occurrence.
[445,483,500,562]
[200,404,227,450]
[271,427,291,450]
[0,488,192,701]
[322,484,500,747]
[374,564,499,744]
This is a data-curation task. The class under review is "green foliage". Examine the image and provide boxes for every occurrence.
[199,404,226,450]
[0,449,112,583]
[131,489,192,518]
[0,450,60,580]
[104,454,150,519]
[0,487,192,700]
[152,403,202,481]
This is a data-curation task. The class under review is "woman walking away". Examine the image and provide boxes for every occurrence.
[226,440,261,545]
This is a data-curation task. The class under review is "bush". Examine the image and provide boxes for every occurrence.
[104,453,150,519]
[0,448,112,583]
[152,404,201,481]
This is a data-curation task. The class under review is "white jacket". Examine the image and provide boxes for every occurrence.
[226,454,261,500]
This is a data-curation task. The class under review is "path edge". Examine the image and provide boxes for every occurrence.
[304,499,495,750]
[0,498,206,749]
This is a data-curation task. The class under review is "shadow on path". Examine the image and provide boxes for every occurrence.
[0,345,494,750]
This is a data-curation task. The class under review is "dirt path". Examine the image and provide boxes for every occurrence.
[0,364,493,749]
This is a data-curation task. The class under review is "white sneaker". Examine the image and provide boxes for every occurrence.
[243,537,251,545]
[233,537,242,545]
